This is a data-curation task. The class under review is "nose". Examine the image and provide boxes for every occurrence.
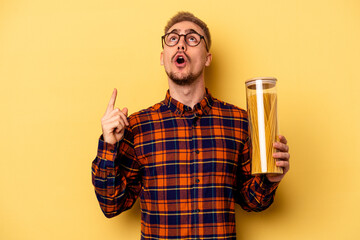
[177,35,187,51]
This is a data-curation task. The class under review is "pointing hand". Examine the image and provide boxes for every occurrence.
[101,88,129,144]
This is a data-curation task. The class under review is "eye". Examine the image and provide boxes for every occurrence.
[186,34,199,43]
[167,34,178,42]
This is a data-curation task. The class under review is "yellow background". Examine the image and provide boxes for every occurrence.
[1,0,359,239]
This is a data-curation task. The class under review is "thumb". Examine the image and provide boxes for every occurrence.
[121,107,128,116]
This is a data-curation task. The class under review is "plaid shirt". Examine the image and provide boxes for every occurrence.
[92,89,279,240]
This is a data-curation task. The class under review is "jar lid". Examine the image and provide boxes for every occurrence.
[245,77,277,89]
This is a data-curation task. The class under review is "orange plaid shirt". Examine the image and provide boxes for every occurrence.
[92,89,279,240]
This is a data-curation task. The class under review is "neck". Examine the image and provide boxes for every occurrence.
[168,78,206,109]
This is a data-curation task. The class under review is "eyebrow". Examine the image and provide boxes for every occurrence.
[169,28,199,34]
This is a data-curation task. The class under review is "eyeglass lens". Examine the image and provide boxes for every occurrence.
[164,33,201,47]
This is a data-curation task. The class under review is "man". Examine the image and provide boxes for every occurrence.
[92,11,290,240]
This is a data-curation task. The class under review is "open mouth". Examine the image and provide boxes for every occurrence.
[176,56,185,64]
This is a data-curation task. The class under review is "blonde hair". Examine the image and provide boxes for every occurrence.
[164,11,211,50]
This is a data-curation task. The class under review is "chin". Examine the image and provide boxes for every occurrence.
[169,73,196,86]
[167,69,203,86]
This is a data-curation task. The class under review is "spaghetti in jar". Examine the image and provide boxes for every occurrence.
[245,77,283,175]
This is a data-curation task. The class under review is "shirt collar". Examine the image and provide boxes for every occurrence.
[164,88,214,117]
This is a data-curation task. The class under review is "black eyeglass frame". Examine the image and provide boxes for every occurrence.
[161,32,209,52]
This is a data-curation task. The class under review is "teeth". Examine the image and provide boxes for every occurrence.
[176,56,185,64]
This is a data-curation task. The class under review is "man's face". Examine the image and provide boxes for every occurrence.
[161,21,212,86]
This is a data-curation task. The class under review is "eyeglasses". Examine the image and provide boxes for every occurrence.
[161,31,209,51]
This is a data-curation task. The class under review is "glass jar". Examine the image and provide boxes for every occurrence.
[245,77,283,175]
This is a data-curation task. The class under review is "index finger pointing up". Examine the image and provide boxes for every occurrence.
[106,88,117,113]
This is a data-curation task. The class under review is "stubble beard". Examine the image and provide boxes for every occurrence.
[166,70,202,86]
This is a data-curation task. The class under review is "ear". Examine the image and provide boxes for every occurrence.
[205,52,212,67]
[160,52,164,66]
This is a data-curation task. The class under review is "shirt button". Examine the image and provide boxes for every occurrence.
[195,150,200,154]
[195,179,200,183]
[110,149,115,153]
[196,209,200,213]
[193,117,198,126]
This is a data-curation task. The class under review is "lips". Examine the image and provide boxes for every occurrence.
[174,53,187,68]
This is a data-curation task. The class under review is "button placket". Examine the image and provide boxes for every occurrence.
[191,113,200,235]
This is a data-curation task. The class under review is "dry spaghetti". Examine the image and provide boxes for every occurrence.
[246,79,283,175]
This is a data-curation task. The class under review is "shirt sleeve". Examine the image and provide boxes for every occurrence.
[234,136,280,212]
[91,126,142,218]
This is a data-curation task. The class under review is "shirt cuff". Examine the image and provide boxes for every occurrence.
[260,175,280,191]
[97,135,120,161]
